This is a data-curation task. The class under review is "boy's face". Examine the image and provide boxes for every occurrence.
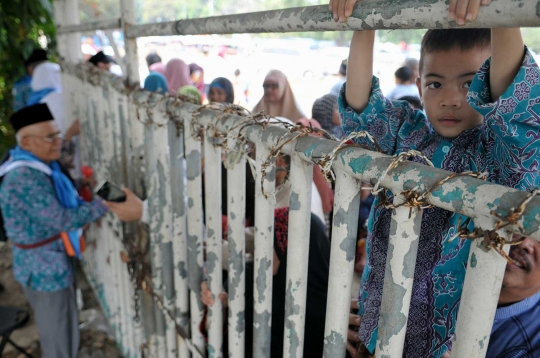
[416,47,490,138]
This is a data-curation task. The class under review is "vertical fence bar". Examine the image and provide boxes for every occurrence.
[252,144,275,358]
[323,171,361,357]
[141,99,168,358]
[167,114,191,358]
[226,138,246,358]
[118,0,155,355]
[147,102,179,358]
[184,110,207,356]
[117,86,146,357]
[204,122,224,357]
[282,155,313,358]
[375,194,422,358]
[451,236,509,358]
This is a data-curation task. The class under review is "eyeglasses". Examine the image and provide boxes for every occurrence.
[263,83,279,90]
[24,133,64,143]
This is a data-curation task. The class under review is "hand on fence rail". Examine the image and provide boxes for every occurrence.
[328,0,492,24]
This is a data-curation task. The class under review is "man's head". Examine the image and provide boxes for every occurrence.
[395,66,414,85]
[10,104,62,162]
[499,236,540,306]
[89,51,113,71]
[417,29,491,138]
[24,49,48,76]
[403,58,419,80]
[146,53,162,69]
[339,59,347,77]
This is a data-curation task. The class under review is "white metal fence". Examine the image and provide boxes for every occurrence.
[53,0,540,357]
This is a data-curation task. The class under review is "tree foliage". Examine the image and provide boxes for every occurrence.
[0,0,56,157]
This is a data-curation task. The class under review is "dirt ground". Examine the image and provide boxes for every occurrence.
[0,242,123,358]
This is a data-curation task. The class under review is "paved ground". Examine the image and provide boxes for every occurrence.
[0,242,123,358]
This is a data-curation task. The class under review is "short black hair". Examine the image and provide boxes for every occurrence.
[395,66,413,83]
[146,53,161,68]
[398,96,423,110]
[419,29,491,73]
[339,59,347,76]
[24,49,48,68]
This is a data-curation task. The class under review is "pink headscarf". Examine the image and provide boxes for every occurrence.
[149,62,166,75]
[165,59,191,94]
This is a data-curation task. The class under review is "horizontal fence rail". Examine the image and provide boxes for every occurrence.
[57,0,540,37]
[56,18,121,34]
[60,61,540,358]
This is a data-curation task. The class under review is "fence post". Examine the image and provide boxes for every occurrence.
[451,236,509,357]
[184,110,207,356]
[203,121,224,358]
[167,114,191,358]
[145,99,179,357]
[375,195,422,358]
[282,155,313,357]
[226,138,247,358]
[252,144,276,358]
[323,172,361,357]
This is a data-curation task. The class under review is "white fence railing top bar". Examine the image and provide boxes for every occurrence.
[56,0,540,37]
[56,18,121,34]
[64,62,540,242]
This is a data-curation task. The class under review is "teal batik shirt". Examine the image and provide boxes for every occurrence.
[338,48,540,357]
[0,166,107,292]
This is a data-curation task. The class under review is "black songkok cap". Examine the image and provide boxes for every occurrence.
[89,51,112,66]
[9,103,54,133]
[24,49,48,67]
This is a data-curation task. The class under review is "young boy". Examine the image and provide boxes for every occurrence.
[329,1,540,357]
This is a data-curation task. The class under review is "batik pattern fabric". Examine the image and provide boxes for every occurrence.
[338,48,540,358]
[0,166,107,292]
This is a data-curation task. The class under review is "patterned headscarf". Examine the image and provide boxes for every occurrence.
[253,70,305,122]
[311,94,337,133]
[209,77,234,104]
[165,59,191,94]
[178,85,202,104]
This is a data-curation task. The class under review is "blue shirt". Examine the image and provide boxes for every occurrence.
[0,166,108,292]
[487,291,540,358]
[339,48,540,357]
[12,75,32,111]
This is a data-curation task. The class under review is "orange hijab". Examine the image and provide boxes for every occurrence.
[253,70,305,122]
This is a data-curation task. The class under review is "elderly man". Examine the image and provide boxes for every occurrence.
[485,235,540,356]
[0,103,108,358]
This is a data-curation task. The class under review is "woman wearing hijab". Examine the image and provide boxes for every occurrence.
[189,63,206,99]
[253,70,305,122]
[149,62,166,76]
[143,72,168,94]
[178,85,202,105]
[208,77,234,104]
[28,62,65,132]
[164,59,191,94]
[312,93,343,139]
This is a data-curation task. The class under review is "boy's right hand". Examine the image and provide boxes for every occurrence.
[329,0,359,22]
[329,0,492,23]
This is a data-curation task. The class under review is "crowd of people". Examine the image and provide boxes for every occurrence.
[1,0,540,357]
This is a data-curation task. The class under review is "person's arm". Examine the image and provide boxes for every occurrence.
[346,31,375,112]
[2,167,107,234]
[468,42,540,190]
[490,29,525,101]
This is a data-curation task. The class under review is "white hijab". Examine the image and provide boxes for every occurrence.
[31,62,65,132]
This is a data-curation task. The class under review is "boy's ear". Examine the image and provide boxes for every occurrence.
[416,77,423,98]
